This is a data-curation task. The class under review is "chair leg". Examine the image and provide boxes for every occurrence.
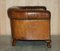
[12,39,16,46]
[46,40,51,48]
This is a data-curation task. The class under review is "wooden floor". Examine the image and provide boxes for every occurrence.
[0,35,60,51]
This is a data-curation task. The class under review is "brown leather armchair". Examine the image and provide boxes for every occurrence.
[7,6,51,48]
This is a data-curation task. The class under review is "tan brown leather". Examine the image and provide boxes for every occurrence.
[7,6,51,47]
[8,6,50,19]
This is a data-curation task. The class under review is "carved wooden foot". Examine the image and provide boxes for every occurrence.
[46,40,51,48]
[12,39,16,46]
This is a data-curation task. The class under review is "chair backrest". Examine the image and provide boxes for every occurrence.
[17,6,46,10]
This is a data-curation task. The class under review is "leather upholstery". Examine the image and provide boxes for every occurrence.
[7,6,51,47]
[8,6,51,19]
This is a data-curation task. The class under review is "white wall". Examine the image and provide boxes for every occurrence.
[0,0,59,35]
[58,0,60,34]
[0,0,7,35]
